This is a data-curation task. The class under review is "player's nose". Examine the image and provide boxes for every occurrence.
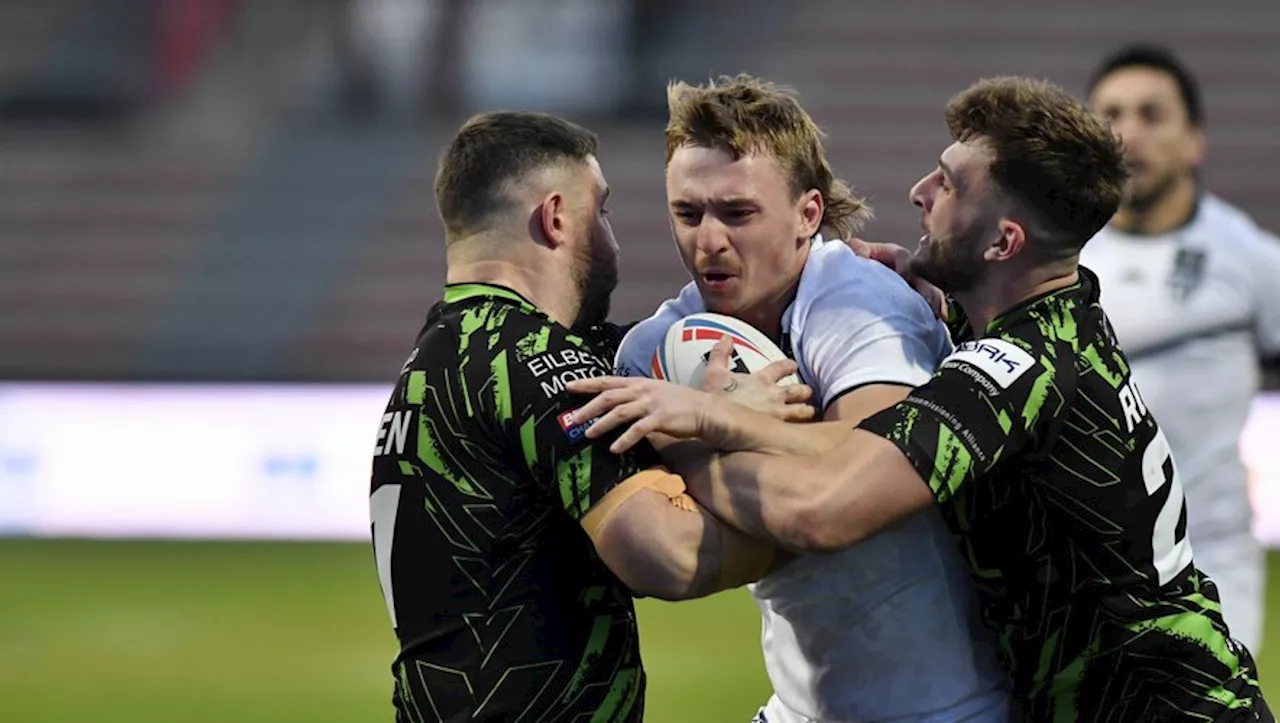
[1110,113,1146,147]
[694,215,732,255]
[909,175,932,212]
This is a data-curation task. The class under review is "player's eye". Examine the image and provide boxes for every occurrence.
[674,210,701,225]
[1139,106,1164,125]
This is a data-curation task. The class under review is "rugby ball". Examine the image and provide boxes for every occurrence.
[651,313,799,389]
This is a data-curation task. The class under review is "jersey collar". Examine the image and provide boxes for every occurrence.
[443,282,532,306]
[986,266,1101,333]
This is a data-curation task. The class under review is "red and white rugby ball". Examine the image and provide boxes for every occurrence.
[651,313,799,389]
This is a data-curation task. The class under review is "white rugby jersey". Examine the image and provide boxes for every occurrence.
[616,236,1010,721]
[1082,194,1280,546]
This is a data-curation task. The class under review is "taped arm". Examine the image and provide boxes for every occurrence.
[580,468,776,600]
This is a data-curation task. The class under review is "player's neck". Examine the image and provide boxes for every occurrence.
[733,248,809,342]
[955,261,1079,334]
[446,253,579,329]
[1110,175,1198,236]
[736,281,802,344]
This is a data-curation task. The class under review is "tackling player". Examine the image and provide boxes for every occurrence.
[568,77,1272,721]
[613,75,1011,723]
[1081,44,1280,654]
[367,111,811,722]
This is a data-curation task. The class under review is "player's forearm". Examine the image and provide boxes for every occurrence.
[648,436,766,537]
[678,438,906,554]
[730,433,938,553]
[702,397,851,456]
[694,449,831,551]
[650,430,836,551]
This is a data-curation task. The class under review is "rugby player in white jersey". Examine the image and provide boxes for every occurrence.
[614,75,1011,723]
[1081,45,1280,653]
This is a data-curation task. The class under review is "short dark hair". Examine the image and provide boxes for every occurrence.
[435,111,598,240]
[1087,44,1203,127]
[945,77,1127,260]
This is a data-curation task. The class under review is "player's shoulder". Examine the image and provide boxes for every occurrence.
[430,289,612,384]
[796,237,937,321]
[614,282,703,377]
[939,334,1042,395]
[1196,194,1275,252]
[947,287,1088,394]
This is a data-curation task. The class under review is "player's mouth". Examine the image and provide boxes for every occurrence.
[699,271,737,292]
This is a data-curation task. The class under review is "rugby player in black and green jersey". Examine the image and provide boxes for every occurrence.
[367,111,812,722]
[566,78,1273,722]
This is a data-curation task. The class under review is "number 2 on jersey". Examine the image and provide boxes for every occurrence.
[371,483,402,627]
[1142,431,1194,586]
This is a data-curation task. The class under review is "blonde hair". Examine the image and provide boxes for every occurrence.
[665,74,871,238]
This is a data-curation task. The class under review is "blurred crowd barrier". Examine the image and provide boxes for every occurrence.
[2,383,1279,546]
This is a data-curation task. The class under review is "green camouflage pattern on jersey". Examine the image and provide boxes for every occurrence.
[370,284,650,723]
[862,268,1270,722]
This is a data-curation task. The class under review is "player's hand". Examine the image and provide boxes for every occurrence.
[565,376,719,453]
[699,337,814,421]
[847,237,949,320]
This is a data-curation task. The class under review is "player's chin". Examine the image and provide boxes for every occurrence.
[699,289,745,317]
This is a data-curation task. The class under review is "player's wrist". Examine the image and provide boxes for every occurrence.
[698,395,740,450]
[702,395,765,453]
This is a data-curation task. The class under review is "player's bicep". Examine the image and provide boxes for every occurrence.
[824,383,913,426]
[800,288,945,408]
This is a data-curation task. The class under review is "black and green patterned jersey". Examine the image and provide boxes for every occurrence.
[859,267,1270,722]
[369,282,656,723]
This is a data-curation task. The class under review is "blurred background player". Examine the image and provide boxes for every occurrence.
[369,110,809,721]
[1081,44,1280,654]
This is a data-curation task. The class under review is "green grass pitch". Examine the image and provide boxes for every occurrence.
[0,539,1273,722]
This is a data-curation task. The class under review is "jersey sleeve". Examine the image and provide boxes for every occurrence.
[797,269,951,409]
[487,313,660,521]
[612,282,703,378]
[858,334,1069,504]
[1249,228,1280,358]
[613,319,668,379]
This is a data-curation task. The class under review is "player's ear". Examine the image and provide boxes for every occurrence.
[797,189,823,241]
[1187,127,1207,169]
[793,188,824,240]
[986,219,1026,262]
[537,191,569,250]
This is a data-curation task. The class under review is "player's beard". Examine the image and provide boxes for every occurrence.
[910,223,989,295]
[1122,168,1182,212]
[571,228,618,328]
